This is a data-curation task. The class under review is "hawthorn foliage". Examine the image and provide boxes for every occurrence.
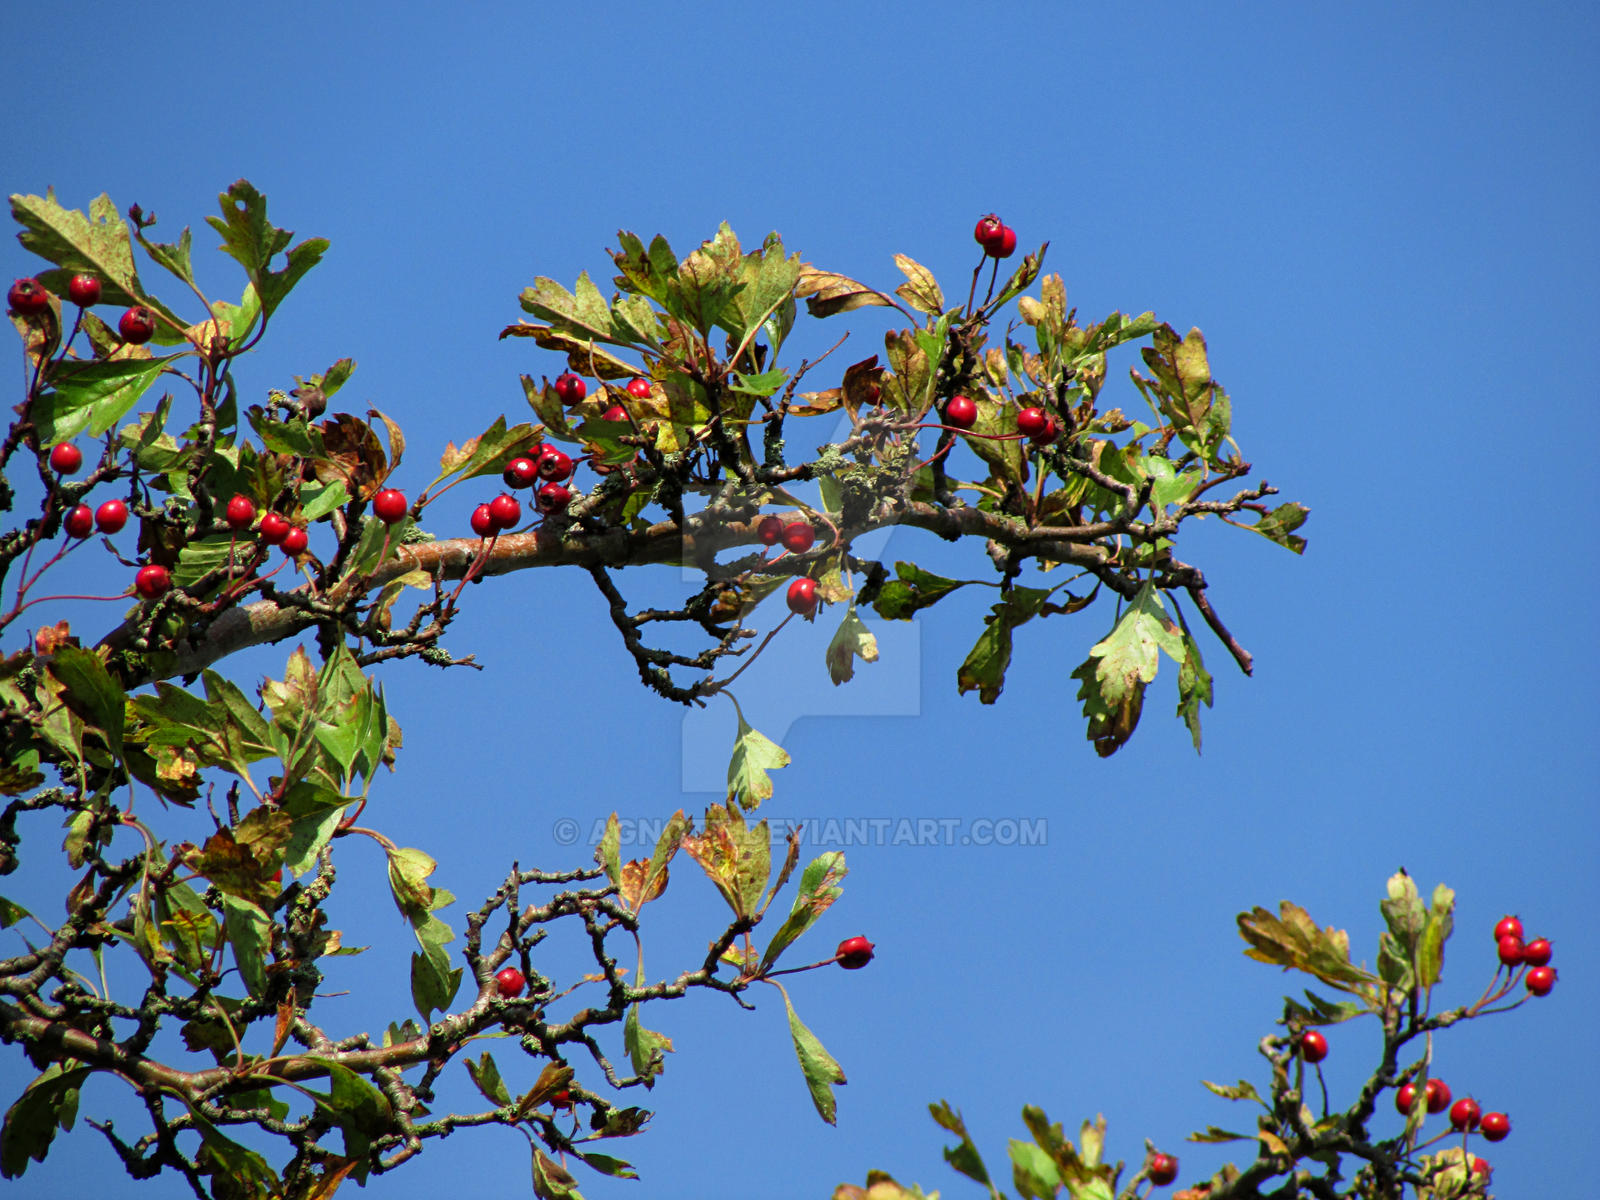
[0,181,1336,1197]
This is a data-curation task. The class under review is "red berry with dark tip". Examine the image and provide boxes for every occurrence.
[1299,1030,1328,1064]
[989,225,1018,258]
[626,377,651,399]
[259,512,291,545]
[470,504,495,537]
[601,405,628,422]
[973,214,1003,250]
[488,493,521,531]
[95,499,128,534]
[1449,1098,1481,1131]
[1480,1112,1510,1142]
[119,306,156,344]
[1526,965,1557,995]
[781,521,815,553]
[786,577,818,617]
[281,527,309,555]
[372,488,408,524]
[536,482,571,514]
[49,443,83,474]
[1396,1083,1419,1116]
[1492,916,1523,943]
[1147,1153,1178,1187]
[538,448,574,483]
[944,395,977,429]
[553,372,587,406]
[494,966,525,998]
[1497,935,1524,966]
[134,564,170,599]
[63,504,94,538]
[1015,407,1048,438]
[226,495,256,531]
[836,936,874,969]
[1521,937,1551,966]
[9,278,51,314]
[504,457,540,489]
[68,274,102,306]
[756,515,786,546]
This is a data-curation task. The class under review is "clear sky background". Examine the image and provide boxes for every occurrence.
[4,2,1597,1198]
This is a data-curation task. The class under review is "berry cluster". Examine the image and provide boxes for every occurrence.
[497,437,576,524]
[972,214,1019,259]
[7,275,159,346]
[1492,914,1557,995]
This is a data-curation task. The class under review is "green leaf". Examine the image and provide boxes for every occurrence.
[142,226,195,286]
[1245,501,1310,554]
[46,646,126,757]
[782,990,846,1125]
[1175,619,1213,753]
[531,1147,584,1200]
[1009,1138,1063,1200]
[386,847,437,916]
[519,270,638,349]
[1202,1079,1265,1105]
[11,191,141,300]
[428,415,538,491]
[572,1150,639,1180]
[410,930,463,1020]
[826,606,880,685]
[597,813,621,887]
[0,897,32,928]
[204,180,328,322]
[624,961,674,1087]
[0,1064,90,1179]
[957,585,1053,705]
[300,1059,391,1175]
[726,707,789,809]
[1418,883,1455,989]
[31,357,168,442]
[1189,1125,1253,1144]
[929,1101,998,1197]
[465,1052,512,1107]
[220,894,271,997]
[871,562,968,620]
[964,392,1027,491]
[181,1096,283,1197]
[759,851,848,971]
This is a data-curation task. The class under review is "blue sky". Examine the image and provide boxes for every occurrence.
[5,2,1597,1197]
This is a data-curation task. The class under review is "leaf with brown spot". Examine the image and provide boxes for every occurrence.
[796,268,894,318]
[315,413,387,500]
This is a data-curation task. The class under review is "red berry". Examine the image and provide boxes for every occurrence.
[281,527,309,555]
[1449,1097,1481,1131]
[973,214,1003,250]
[119,306,157,344]
[67,274,102,306]
[134,564,170,599]
[536,482,572,514]
[494,966,525,998]
[786,577,819,618]
[94,499,128,534]
[503,457,540,489]
[538,448,574,483]
[470,504,496,537]
[944,395,978,429]
[488,493,522,531]
[1492,915,1523,943]
[1471,1157,1491,1178]
[8,278,51,314]
[989,225,1018,258]
[781,521,815,553]
[1480,1112,1510,1142]
[372,488,408,524]
[626,377,652,399]
[1426,1078,1451,1114]
[756,515,786,546]
[1015,407,1049,438]
[1521,937,1551,966]
[1496,935,1524,966]
[600,404,628,422]
[1299,1030,1328,1064]
[551,1088,573,1109]
[63,504,94,538]
[1526,965,1557,995]
[836,936,874,969]
[1147,1153,1178,1187]
[553,372,587,406]
[1395,1083,1419,1115]
[226,495,256,531]
[49,443,83,474]
[259,512,291,545]
[1032,415,1059,444]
